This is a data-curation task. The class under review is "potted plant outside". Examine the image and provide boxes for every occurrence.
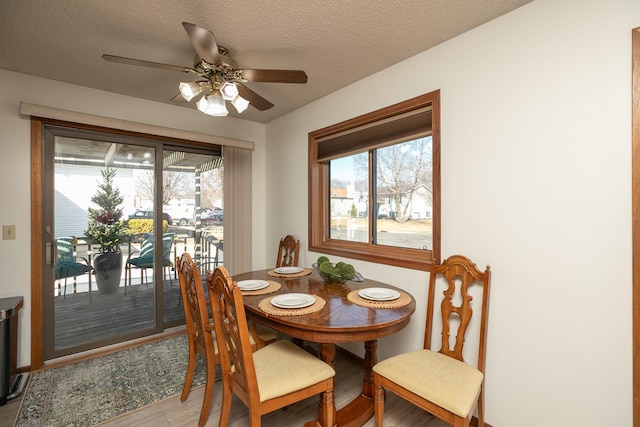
[85,168,128,294]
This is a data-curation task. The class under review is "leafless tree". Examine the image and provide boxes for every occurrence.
[354,137,432,222]
[134,166,224,216]
[200,167,224,210]
[331,178,350,189]
[135,171,193,204]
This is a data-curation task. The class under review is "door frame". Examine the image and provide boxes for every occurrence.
[30,118,45,369]
[29,118,170,365]
[632,26,639,426]
[29,117,222,368]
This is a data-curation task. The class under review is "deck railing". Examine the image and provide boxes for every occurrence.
[54,229,223,296]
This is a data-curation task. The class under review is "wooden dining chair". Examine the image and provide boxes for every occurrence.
[176,252,219,427]
[177,253,276,426]
[275,234,300,268]
[207,265,336,427]
[373,254,492,427]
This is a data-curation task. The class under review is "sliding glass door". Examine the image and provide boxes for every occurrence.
[42,124,222,360]
[161,147,224,324]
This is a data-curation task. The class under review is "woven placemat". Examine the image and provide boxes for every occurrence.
[347,289,412,309]
[258,295,326,316]
[241,280,281,296]
[267,268,313,278]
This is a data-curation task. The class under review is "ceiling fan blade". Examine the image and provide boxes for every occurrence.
[239,69,308,84]
[182,22,221,66]
[102,54,191,73]
[237,84,274,111]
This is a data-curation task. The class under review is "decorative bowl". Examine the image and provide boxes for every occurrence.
[312,263,364,283]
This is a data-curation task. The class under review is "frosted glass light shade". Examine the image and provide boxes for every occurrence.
[220,82,239,100]
[196,91,228,116]
[179,82,202,101]
[231,95,250,113]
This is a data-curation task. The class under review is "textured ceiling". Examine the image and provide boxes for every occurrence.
[0,0,532,123]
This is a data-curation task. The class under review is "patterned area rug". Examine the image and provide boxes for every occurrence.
[14,334,209,426]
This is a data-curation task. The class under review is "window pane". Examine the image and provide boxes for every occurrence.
[309,90,440,270]
[329,154,368,243]
[375,137,433,250]
[160,150,224,322]
[52,138,159,353]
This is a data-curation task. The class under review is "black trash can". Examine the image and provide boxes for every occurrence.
[0,296,24,406]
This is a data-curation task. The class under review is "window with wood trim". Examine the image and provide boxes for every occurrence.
[308,90,440,271]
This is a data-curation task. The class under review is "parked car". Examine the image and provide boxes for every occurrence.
[172,216,194,226]
[127,210,173,224]
[201,211,223,226]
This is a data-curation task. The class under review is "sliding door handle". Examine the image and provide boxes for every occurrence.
[46,242,52,265]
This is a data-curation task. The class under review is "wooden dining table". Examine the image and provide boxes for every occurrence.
[233,268,416,427]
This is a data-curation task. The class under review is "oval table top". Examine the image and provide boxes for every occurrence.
[233,268,416,344]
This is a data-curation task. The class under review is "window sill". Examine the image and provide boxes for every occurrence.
[309,239,434,271]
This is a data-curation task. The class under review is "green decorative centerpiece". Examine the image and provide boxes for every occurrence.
[313,256,362,283]
[85,168,128,294]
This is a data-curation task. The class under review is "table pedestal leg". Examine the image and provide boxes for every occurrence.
[305,340,378,427]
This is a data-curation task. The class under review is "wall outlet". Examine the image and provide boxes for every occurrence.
[3,225,16,240]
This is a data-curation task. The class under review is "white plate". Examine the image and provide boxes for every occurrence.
[274,266,304,274]
[237,280,269,291]
[359,288,400,301]
[271,293,315,309]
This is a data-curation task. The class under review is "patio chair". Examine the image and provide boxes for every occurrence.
[196,234,223,274]
[54,237,93,298]
[276,234,299,268]
[372,255,492,427]
[124,233,175,294]
[207,265,335,427]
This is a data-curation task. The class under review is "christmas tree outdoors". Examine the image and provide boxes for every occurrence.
[85,168,128,253]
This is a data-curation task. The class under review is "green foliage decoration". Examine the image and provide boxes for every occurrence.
[317,256,330,265]
[315,256,356,281]
[85,168,128,253]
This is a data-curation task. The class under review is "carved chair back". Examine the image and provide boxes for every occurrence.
[276,234,300,268]
[424,254,491,372]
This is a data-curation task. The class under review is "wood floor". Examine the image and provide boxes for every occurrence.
[1,342,449,427]
[101,348,448,427]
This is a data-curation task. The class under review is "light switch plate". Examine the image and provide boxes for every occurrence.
[3,225,16,240]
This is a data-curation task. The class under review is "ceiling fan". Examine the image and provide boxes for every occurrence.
[102,22,308,116]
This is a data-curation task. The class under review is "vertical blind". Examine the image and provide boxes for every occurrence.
[223,145,252,275]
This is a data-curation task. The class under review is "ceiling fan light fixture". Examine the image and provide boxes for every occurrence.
[231,94,250,113]
[196,89,229,116]
[179,81,202,101]
[104,22,308,119]
[220,82,239,100]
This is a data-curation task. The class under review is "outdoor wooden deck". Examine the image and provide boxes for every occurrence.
[51,230,222,354]
[54,279,185,349]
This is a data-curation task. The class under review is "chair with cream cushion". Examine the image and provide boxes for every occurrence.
[373,254,491,427]
[207,265,336,427]
[177,253,274,427]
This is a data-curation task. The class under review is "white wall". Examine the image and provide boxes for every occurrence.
[0,68,266,370]
[1,0,636,424]
[264,0,639,425]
